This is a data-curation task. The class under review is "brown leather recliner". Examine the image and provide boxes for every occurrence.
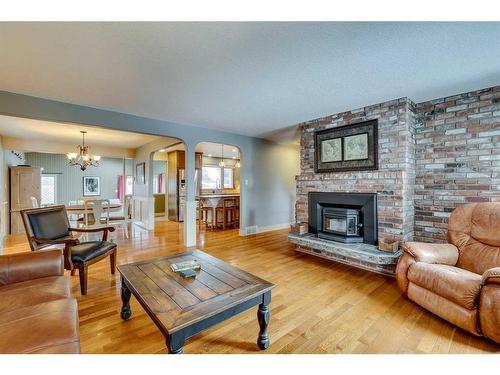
[0,249,80,353]
[396,202,500,344]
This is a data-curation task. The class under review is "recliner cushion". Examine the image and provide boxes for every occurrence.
[456,238,500,276]
[0,276,71,314]
[448,203,500,275]
[407,263,482,310]
[70,241,116,263]
[0,298,80,354]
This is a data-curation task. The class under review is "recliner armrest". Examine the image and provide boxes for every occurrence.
[0,249,64,286]
[482,267,500,285]
[402,241,459,265]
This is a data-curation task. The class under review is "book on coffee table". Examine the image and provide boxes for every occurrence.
[170,260,201,273]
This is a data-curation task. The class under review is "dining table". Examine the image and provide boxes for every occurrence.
[65,203,123,215]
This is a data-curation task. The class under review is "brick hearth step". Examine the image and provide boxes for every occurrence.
[287,233,402,277]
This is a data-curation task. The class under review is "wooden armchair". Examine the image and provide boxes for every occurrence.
[20,205,117,295]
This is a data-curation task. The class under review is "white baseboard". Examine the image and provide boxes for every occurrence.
[240,222,291,236]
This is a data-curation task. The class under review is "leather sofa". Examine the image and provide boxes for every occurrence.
[0,249,80,353]
[396,202,500,344]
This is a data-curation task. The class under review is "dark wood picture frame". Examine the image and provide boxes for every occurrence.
[136,162,145,185]
[314,119,378,173]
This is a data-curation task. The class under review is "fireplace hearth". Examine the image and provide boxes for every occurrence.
[289,193,399,276]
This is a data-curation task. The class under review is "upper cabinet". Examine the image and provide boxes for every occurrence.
[167,150,202,169]
[168,150,185,169]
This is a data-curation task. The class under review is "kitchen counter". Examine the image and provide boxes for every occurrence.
[197,194,240,199]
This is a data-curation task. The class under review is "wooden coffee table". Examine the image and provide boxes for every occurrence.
[118,249,275,354]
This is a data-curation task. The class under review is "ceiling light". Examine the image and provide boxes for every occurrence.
[232,156,236,159]
[218,144,225,167]
[159,149,166,152]
[232,148,236,152]
[67,131,100,171]
[208,154,212,157]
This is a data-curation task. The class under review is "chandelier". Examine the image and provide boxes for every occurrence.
[67,131,101,171]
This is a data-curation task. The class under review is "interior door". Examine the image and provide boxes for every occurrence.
[10,166,41,234]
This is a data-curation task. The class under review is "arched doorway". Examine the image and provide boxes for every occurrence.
[194,142,241,239]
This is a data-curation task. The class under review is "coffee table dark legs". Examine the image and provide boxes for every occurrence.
[257,291,271,350]
[120,278,132,320]
[166,333,185,354]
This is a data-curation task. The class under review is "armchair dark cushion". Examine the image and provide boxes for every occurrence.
[71,241,117,263]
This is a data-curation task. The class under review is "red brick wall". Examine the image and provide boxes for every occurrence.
[414,86,500,241]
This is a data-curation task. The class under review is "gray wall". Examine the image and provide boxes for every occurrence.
[0,91,300,234]
[25,152,125,204]
[244,140,299,229]
[152,160,166,175]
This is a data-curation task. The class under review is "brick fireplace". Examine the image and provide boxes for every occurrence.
[289,85,500,275]
[296,97,417,244]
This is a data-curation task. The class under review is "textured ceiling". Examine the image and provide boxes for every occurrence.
[1,22,499,139]
[0,115,160,148]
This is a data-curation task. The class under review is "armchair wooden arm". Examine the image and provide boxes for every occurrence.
[32,236,80,271]
[70,226,115,241]
[33,236,80,245]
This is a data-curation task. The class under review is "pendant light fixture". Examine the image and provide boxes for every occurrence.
[218,144,225,167]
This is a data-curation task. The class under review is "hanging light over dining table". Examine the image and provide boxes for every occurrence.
[67,131,101,171]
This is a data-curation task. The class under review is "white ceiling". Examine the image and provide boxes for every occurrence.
[0,115,160,148]
[0,22,499,139]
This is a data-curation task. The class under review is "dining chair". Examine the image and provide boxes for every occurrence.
[83,199,111,227]
[20,205,117,295]
[67,200,84,224]
[108,196,132,239]
[30,196,39,208]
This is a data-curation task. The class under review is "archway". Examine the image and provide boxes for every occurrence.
[194,142,242,241]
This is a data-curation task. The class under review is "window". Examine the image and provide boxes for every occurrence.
[41,175,57,205]
[202,166,221,189]
[202,166,234,190]
[126,175,134,195]
[223,168,234,189]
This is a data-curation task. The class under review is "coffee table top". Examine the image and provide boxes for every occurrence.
[118,249,275,334]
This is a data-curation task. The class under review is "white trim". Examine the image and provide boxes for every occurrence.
[240,222,291,236]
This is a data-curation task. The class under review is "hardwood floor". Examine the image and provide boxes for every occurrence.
[2,221,499,354]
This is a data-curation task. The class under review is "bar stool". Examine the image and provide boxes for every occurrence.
[216,198,239,229]
[198,199,215,231]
